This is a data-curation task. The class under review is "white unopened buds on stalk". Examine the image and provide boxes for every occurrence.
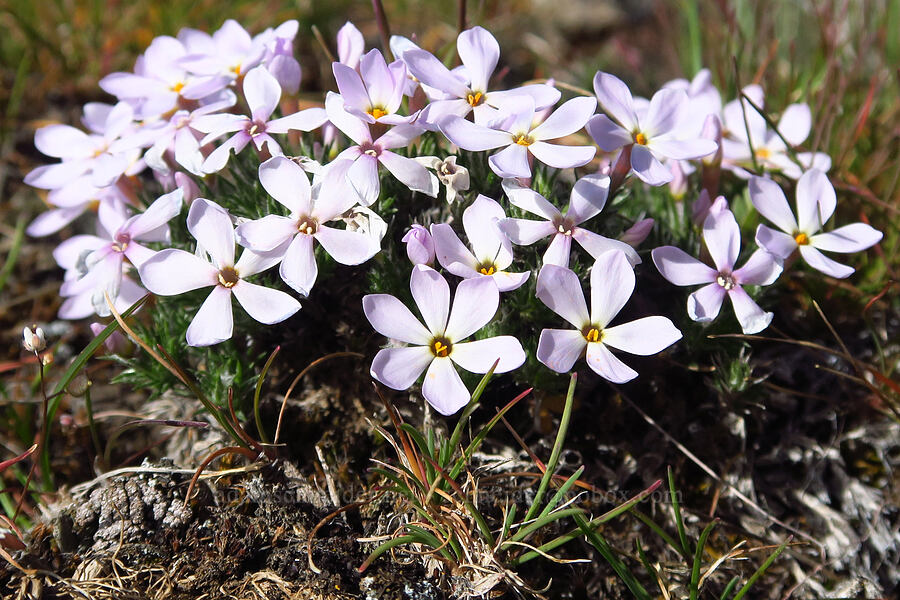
[23,325,46,353]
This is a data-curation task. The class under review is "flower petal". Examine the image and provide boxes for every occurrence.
[777,103,811,146]
[754,224,798,259]
[422,357,470,416]
[602,316,681,355]
[463,195,510,266]
[586,114,633,152]
[727,287,772,334]
[543,232,572,268]
[439,116,511,151]
[243,66,281,122]
[126,188,183,239]
[324,91,370,145]
[431,223,477,273]
[502,180,560,220]
[798,244,855,278]
[138,248,217,295]
[528,141,595,171]
[488,143,530,178]
[593,71,638,130]
[531,97,597,140]
[232,279,300,324]
[585,342,638,383]
[648,137,718,160]
[749,176,798,233]
[630,144,672,185]
[643,88,687,137]
[491,270,530,292]
[499,218,556,245]
[186,286,233,346]
[235,215,297,252]
[444,276,499,341]
[187,198,235,269]
[589,249,635,327]
[536,264,589,329]
[567,173,609,224]
[536,329,586,373]
[702,208,740,272]
[572,228,641,266]
[379,151,439,197]
[315,225,378,265]
[348,155,380,207]
[796,169,835,233]
[279,233,317,295]
[333,61,370,112]
[370,346,434,390]
[451,336,525,374]
[651,246,717,286]
[411,264,450,335]
[810,223,882,253]
[266,107,328,133]
[733,249,782,286]
[687,282,726,321]
[402,49,469,98]
[457,26,499,93]
[363,294,432,345]
[259,156,311,214]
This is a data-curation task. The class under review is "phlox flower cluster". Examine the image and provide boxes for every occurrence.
[27,18,882,416]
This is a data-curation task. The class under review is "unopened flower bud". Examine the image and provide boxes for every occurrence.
[402,224,434,266]
[668,162,688,200]
[700,114,723,167]
[620,218,654,247]
[23,326,46,353]
[66,372,91,397]
[174,172,201,204]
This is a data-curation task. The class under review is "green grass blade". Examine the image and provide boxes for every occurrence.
[668,466,691,558]
[732,537,790,600]
[689,520,718,600]
[575,512,652,600]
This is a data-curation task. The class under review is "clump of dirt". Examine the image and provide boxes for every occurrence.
[2,459,445,600]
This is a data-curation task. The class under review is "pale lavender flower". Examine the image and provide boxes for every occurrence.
[722,88,830,179]
[235,157,380,296]
[178,19,267,84]
[99,35,225,120]
[193,66,327,173]
[499,176,640,268]
[586,71,718,185]
[750,170,882,278]
[401,26,560,128]
[325,91,437,205]
[431,195,529,292]
[25,102,143,190]
[413,155,470,203]
[138,198,300,346]
[257,20,302,94]
[440,95,597,179]
[141,94,236,176]
[661,69,722,138]
[652,207,782,334]
[333,49,413,125]
[363,265,525,415]
[337,22,365,70]
[56,188,183,316]
[402,224,435,266]
[536,252,682,383]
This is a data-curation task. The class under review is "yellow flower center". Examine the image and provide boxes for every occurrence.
[171,81,185,94]
[478,263,496,276]
[755,147,772,160]
[634,132,648,145]
[466,92,484,107]
[430,337,452,358]
[582,326,603,343]
[217,266,240,288]
[230,64,242,76]
[513,133,534,146]
[368,107,388,120]
[794,232,809,245]
[297,216,318,236]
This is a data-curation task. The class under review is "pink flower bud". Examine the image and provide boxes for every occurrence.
[620,218,654,247]
[700,114,723,166]
[668,161,688,200]
[402,224,434,266]
[692,190,729,226]
[175,172,201,204]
